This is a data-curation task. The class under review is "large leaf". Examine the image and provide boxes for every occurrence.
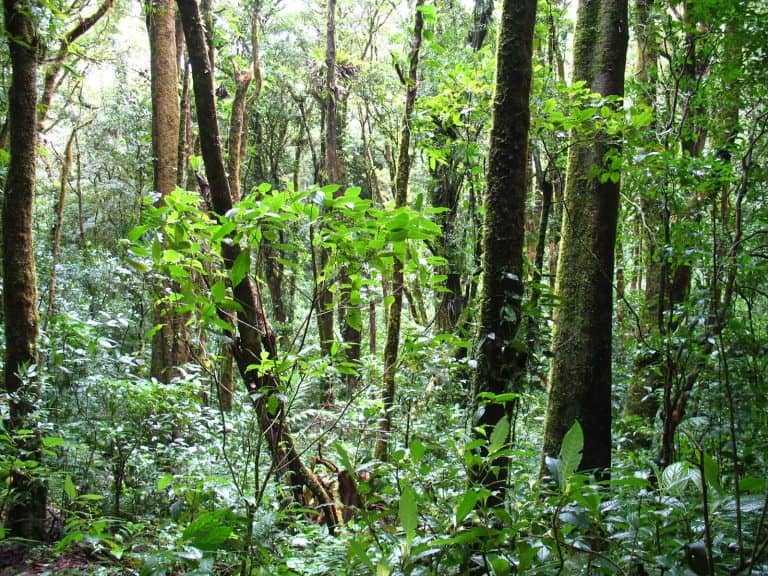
[182,510,237,551]
[558,421,584,489]
[489,415,510,456]
[229,250,251,288]
[661,461,701,496]
[703,453,723,495]
[455,489,480,525]
[399,483,418,546]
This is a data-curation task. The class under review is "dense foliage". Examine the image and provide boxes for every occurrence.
[1,0,767,574]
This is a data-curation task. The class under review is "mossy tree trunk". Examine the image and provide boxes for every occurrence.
[373,0,424,461]
[177,0,340,531]
[3,0,47,540]
[541,0,628,478]
[470,0,537,503]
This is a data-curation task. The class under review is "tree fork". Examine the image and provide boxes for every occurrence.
[176,0,340,531]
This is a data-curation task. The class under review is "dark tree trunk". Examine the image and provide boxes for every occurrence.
[470,0,537,503]
[176,0,340,531]
[467,0,494,51]
[525,150,554,359]
[3,0,47,540]
[541,0,628,478]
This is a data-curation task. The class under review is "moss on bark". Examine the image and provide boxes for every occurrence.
[541,0,628,477]
[471,0,537,501]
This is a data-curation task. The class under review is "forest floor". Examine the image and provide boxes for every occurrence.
[0,541,127,575]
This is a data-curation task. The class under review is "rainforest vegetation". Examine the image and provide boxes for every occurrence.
[1,0,767,573]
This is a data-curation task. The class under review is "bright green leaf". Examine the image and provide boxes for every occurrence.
[64,475,77,500]
[230,250,251,287]
[558,421,584,488]
[399,483,418,546]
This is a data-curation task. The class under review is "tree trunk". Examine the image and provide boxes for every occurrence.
[3,0,47,540]
[470,0,537,503]
[176,0,340,531]
[147,0,187,383]
[625,0,662,426]
[45,129,76,330]
[541,0,628,478]
[525,149,554,359]
[373,0,424,461]
[467,0,494,51]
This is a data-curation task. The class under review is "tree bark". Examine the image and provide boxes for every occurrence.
[541,0,628,478]
[176,0,340,531]
[374,0,424,461]
[3,0,47,540]
[470,0,537,503]
[147,0,188,383]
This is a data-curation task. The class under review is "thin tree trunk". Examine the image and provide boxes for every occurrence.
[3,0,47,540]
[526,148,554,358]
[75,134,86,247]
[45,129,76,330]
[177,61,191,187]
[625,0,662,428]
[374,0,424,461]
[177,0,340,531]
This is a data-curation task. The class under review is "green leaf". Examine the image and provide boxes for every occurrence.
[210,281,227,303]
[703,453,722,494]
[321,183,341,195]
[409,439,425,462]
[417,3,437,22]
[257,182,272,194]
[489,415,509,456]
[455,489,479,525]
[333,442,355,477]
[157,473,174,491]
[182,510,236,551]
[348,538,375,571]
[558,421,584,488]
[127,225,149,241]
[399,483,418,546]
[739,476,767,493]
[63,475,77,500]
[488,553,511,576]
[230,250,251,287]
[42,436,64,447]
[661,461,700,495]
[125,257,149,273]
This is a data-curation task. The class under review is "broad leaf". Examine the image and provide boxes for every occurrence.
[399,483,418,546]
[558,421,584,488]
[489,415,510,456]
[229,250,251,288]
